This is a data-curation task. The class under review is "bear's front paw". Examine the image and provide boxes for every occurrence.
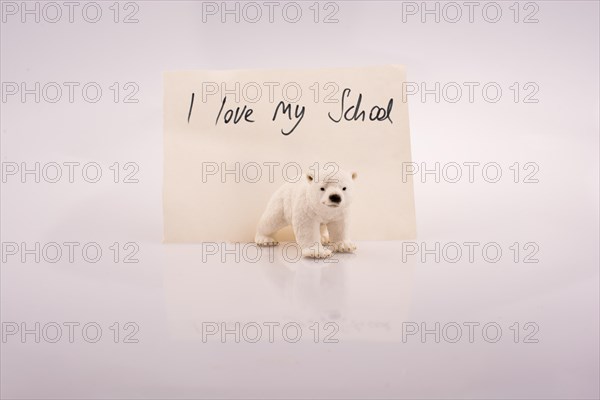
[332,240,357,253]
[321,232,330,245]
[301,244,332,259]
[255,234,278,246]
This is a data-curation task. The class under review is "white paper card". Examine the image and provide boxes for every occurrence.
[163,66,416,242]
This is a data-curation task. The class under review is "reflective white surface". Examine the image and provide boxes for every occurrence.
[1,234,598,398]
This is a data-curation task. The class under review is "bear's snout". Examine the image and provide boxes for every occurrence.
[329,194,342,204]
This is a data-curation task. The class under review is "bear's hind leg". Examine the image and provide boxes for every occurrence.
[255,198,287,246]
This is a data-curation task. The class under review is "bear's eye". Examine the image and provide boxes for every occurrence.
[320,187,325,191]
[343,187,347,191]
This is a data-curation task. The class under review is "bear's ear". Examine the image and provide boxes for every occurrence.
[351,171,358,180]
[306,173,314,183]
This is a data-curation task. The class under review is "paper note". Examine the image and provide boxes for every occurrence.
[163,65,416,242]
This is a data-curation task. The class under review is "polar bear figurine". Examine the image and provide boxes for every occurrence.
[255,168,357,258]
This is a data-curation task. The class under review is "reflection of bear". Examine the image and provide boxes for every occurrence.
[255,169,357,258]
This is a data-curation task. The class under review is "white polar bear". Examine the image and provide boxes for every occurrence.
[255,168,357,258]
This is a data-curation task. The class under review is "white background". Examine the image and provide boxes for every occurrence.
[1,1,599,399]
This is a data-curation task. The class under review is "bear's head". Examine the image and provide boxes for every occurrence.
[305,168,357,214]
